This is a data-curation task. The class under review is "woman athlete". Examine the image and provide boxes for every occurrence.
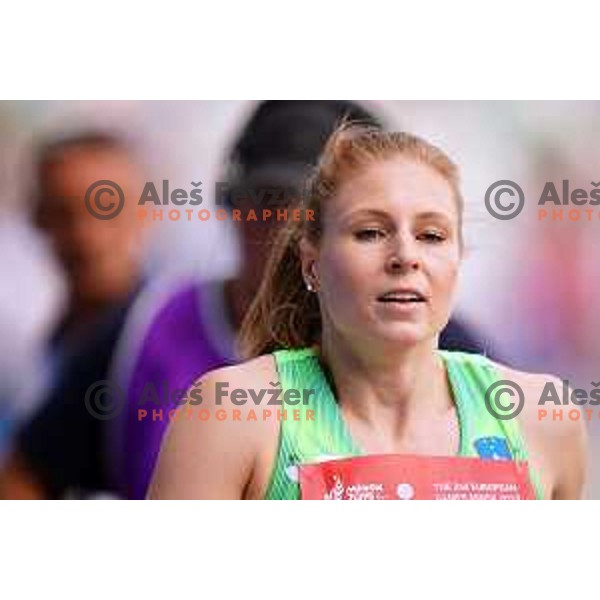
[148,124,587,500]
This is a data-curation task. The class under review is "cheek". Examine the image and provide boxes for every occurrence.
[317,246,372,327]
[429,255,461,304]
[320,242,378,294]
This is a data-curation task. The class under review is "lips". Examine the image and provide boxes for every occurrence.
[377,288,427,303]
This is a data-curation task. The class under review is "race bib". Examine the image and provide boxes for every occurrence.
[299,454,536,500]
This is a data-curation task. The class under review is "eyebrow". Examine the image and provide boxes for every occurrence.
[342,209,390,222]
[413,211,454,224]
[342,208,453,225]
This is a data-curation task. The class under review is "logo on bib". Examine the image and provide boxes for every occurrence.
[323,474,386,500]
[395,483,415,500]
[473,436,512,460]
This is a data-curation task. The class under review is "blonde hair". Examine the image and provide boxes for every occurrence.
[237,123,464,359]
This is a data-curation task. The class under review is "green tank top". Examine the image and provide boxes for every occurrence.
[264,347,544,500]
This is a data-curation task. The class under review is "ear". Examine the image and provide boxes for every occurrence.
[299,236,319,281]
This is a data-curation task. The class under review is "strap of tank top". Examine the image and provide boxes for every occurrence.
[438,350,528,459]
[439,350,545,499]
[265,347,360,499]
[273,347,360,456]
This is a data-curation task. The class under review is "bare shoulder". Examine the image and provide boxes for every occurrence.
[147,353,280,499]
[491,362,579,437]
[178,351,281,441]
[198,353,278,392]
[489,360,588,499]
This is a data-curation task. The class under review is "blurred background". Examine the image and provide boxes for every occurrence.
[0,100,598,499]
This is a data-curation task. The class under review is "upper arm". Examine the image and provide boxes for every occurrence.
[509,370,588,499]
[146,367,265,499]
[540,377,588,499]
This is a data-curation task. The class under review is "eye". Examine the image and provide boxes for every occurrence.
[418,230,446,243]
[354,228,387,242]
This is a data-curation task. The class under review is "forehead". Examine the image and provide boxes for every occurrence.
[43,147,140,194]
[325,157,458,224]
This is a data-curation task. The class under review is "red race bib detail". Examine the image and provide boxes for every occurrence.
[299,454,536,500]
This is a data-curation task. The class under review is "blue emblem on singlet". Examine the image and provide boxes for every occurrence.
[474,436,512,460]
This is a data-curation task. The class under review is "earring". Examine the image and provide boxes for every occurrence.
[305,262,318,292]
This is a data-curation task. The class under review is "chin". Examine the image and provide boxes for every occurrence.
[73,274,118,303]
[370,322,433,348]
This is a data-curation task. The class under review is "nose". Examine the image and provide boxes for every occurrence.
[385,234,420,274]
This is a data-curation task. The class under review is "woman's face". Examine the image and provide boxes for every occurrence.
[306,156,462,350]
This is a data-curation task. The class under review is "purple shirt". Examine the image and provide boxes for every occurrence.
[109,279,238,499]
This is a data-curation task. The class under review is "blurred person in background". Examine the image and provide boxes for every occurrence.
[112,100,498,499]
[0,131,145,499]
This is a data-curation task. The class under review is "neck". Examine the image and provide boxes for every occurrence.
[63,278,136,334]
[225,229,271,330]
[319,326,451,446]
[224,274,259,331]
